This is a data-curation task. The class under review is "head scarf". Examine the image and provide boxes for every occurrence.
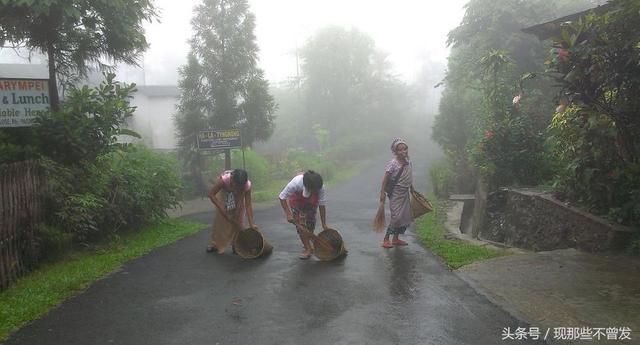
[390,137,408,153]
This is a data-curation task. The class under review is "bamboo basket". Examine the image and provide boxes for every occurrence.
[313,228,347,261]
[233,228,273,259]
[410,189,433,219]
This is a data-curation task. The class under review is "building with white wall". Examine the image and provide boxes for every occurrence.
[0,63,180,150]
[129,85,179,150]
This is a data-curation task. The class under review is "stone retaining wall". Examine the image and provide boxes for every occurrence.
[478,189,636,252]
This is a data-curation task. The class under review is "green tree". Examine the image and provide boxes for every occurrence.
[187,0,275,140]
[174,0,276,193]
[299,26,413,153]
[174,54,208,193]
[0,0,157,111]
[241,70,276,148]
[433,0,594,193]
[546,0,640,225]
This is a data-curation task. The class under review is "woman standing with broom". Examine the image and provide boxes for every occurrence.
[374,138,414,248]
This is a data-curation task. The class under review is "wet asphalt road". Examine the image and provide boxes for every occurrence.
[4,157,545,345]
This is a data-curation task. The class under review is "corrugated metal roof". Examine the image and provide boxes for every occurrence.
[136,85,179,98]
[0,63,48,79]
[522,3,613,40]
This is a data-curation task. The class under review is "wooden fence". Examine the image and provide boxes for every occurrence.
[0,160,46,290]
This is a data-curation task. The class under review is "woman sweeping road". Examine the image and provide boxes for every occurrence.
[206,169,257,254]
[279,170,331,259]
[378,138,414,248]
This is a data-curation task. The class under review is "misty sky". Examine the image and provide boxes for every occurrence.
[135,0,467,86]
[0,0,467,86]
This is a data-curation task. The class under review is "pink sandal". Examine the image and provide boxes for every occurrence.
[392,239,408,246]
[382,240,393,249]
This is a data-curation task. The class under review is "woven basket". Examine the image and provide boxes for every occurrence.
[410,189,433,219]
[233,228,273,259]
[313,228,347,261]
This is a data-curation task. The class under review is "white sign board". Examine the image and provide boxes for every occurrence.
[0,78,50,127]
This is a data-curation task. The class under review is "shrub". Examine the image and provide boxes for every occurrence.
[429,158,456,198]
[544,1,640,226]
[472,112,549,187]
[34,73,139,165]
[93,146,183,232]
[204,149,271,188]
[40,158,104,243]
[276,148,336,181]
[550,106,640,225]
[42,146,183,243]
[37,224,74,261]
[230,149,271,189]
[0,129,40,163]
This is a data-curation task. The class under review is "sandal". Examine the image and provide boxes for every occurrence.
[392,239,408,246]
[206,244,225,254]
[299,250,312,260]
[382,240,393,249]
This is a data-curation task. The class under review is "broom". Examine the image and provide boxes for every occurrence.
[294,222,335,252]
[372,200,386,233]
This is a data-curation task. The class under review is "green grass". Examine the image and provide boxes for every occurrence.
[0,218,205,341]
[325,162,363,187]
[251,162,363,203]
[251,178,290,202]
[415,195,507,269]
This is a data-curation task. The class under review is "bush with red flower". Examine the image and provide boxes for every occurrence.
[546,0,640,227]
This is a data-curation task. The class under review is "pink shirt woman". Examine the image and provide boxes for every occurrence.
[206,169,255,254]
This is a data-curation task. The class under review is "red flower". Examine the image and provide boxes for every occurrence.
[556,48,570,62]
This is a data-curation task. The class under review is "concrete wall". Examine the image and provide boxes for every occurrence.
[477,188,636,252]
[471,176,488,239]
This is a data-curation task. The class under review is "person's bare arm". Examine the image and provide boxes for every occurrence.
[279,198,294,223]
[319,205,328,230]
[244,189,256,229]
[380,172,391,203]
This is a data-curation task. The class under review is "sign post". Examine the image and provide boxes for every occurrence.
[197,129,242,170]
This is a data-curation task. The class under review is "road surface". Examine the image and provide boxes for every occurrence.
[4,157,544,345]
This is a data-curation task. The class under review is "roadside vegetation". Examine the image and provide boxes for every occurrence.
[2,0,637,340]
[0,219,204,341]
[200,148,364,202]
[415,195,506,269]
[433,0,640,252]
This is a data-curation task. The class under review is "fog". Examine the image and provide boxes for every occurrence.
[131,0,466,85]
[120,0,466,159]
[0,0,467,160]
